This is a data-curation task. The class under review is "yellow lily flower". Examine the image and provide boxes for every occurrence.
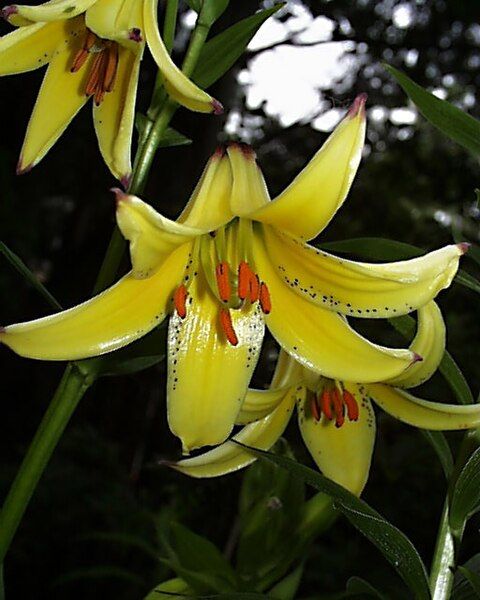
[171,302,480,495]
[0,0,222,182]
[0,96,467,454]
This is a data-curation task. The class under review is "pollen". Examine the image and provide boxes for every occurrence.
[238,261,251,300]
[259,282,271,314]
[315,386,359,428]
[215,262,231,302]
[219,308,238,346]
[174,285,188,319]
[249,273,260,303]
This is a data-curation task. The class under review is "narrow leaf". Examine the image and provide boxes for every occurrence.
[237,444,430,600]
[346,576,389,599]
[385,65,480,156]
[193,5,284,89]
[450,447,480,532]
[268,563,304,600]
[198,0,229,27]
[457,567,480,597]
[420,431,453,479]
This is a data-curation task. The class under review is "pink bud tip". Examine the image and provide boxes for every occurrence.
[2,5,18,20]
[348,93,368,118]
[16,158,32,176]
[120,174,131,190]
[213,144,226,158]
[457,242,471,255]
[110,187,129,206]
[211,99,224,115]
[128,27,142,43]
[412,352,424,365]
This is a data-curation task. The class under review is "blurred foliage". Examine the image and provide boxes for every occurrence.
[1,0,480,598]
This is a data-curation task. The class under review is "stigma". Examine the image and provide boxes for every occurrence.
[311,385,359,428]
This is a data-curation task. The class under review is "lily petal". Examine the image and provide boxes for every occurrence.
[298,383,375,495]
[263,227,463,318]
[369,383,480,430]
[5,0,97,23]
[226,143,270,216]
[85,0,143,46]
[246,95,366,240]
[253,234,416,382]
[116,193,203,279]
[93,46,142,182]
[143,0,220,113]
[167,268,265,453]
[236,386,291,425]
[385,302,445,389]
[18,17,91,173]
[0,243,190,360]
[177,150,234,230]
[169,385,301,478]
[0,20,68,75]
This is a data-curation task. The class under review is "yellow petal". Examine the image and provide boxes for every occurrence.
[170,385,301,478]
[116,193,203,279]
[385,302,445,389]
[254,234,416,382]
[298,383,375,495]
[369,383,480,430]
[0,243,189,360]
[85,0,143,47]
[5,0,97,23]
[93,46,142,183]
[246,95,366,240]
[263,227,464,319]
[18,17,91,173]
[177,150,234,230]
[226,143,270,215]
[0,20,67,75]
[236,387,291,425]
[167,267,265,453]
[143,0,221,114]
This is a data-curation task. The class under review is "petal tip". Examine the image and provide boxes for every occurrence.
[120,174,131,190]
[227,141,255,158]
[211,99,224,115]
[1,5,17,21]
[128,27,143,43]
[412,352,424,365]
[110,186,129,206]
[457,242,471,255]
[348,93,368,118]
[16,158,32,176]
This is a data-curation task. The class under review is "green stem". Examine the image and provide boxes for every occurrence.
[0,365,90,563]
[0,5,213,573]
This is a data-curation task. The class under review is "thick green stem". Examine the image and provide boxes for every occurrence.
[0,6,213,572]
[0,365,90,563]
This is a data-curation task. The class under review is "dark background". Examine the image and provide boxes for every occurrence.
[1,1,480,598]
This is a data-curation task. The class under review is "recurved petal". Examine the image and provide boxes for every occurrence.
[4,0,97,23]
[0,20,68,75]
[169,385,301,478]
[236,387,291,425]
[115,193,203,279]
[17,18,91,173]
[0,243,190,360]
[226,143,270,216]
[246,95,366,240]
[177,150,234,230]
[144,0,221,113]
[93,46,142,183]
[263,227,464,319]
[385,302,445,389]
[298,383,375,495]
[253,234,416,382]
[85,0,143,46]
[369,383,480,430]
[167,268,265,453]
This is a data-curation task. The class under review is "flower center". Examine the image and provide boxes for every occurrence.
[172,220,271,346]
[71,29,119,105]
[310,382,359,428]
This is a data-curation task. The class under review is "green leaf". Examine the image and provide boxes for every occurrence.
[268,563,304,600]
[420,431,453,479]
[198,0,229,26]
[135,114,192,148]
[144,577,194,599]
[237,444,431,600]
[454,270,480,296]
[453,554,480,600]
[161,522,238,593]
[193,5,284,89]
[345,576,389,599]
[0,240,62,310]
[457,567,480,597]
[186,0,202,12]
[450,447,480,533]
[385,65,480,156]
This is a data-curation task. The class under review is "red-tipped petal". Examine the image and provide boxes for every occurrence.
[1,5,18,21]
[211,99,224,115]
[457,242,471,255]
[348,93,368,118]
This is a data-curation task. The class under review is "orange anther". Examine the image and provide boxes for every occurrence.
[343,389,359,421]
[238,261,251,300]
[70,48,89,73]
[85,51,104,97]
[103,42,119,92]
[311,396,321,421]
[259,282,271,314]
[174,284,188,319]
[219,308,238,346]
[84,29,97,51]
[332,388,345,428]
[319,389,333,420]
[249,273,260,303]
[215,262,231,302]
